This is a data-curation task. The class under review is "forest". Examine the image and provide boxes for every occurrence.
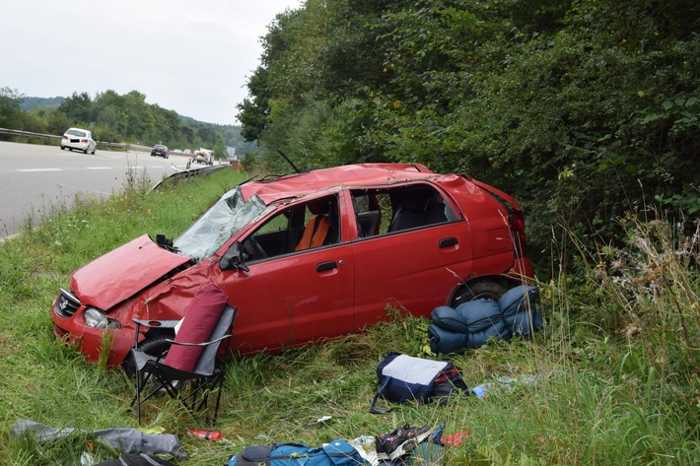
[0,88,253,156]
[238,0,700,258]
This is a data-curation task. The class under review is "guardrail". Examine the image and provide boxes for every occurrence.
[0,127,194,156]
[151,164,227,191]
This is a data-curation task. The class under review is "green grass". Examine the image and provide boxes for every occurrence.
[0,171,698,465]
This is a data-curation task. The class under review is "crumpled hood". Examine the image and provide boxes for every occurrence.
[70,234,191,310]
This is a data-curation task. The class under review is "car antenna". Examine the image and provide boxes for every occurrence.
[276,149,301,174]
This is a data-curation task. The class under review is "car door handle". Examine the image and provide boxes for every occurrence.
[316,261,338,272]
[439,237,459,249]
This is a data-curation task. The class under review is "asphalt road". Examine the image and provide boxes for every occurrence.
[0,141,192,237]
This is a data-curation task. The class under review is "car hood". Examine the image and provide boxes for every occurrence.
[70,234,191,310]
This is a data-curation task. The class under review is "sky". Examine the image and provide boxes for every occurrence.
[0,0,302,124]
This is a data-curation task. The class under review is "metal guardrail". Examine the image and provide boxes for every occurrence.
[0,127,193,156]
[151,164,227,191]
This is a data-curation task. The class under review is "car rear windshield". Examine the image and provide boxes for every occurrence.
[174,188,268,260]
[66,129,87,137]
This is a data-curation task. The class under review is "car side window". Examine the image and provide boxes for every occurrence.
[241,194,340,262]
[351,184,457,238]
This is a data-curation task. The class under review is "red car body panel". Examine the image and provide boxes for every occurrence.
[70,235,191,310]
[51,163,534,366]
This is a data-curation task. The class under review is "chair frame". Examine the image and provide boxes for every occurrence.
[130,308,235,425]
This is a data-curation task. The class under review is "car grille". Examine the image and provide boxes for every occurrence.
[54,289,81,317]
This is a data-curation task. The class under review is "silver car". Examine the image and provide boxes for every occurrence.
[61,128,97,154]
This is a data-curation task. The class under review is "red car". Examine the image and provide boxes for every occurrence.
[51,163,534,367]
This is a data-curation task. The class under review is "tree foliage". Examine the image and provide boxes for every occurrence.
[239,0,700,256]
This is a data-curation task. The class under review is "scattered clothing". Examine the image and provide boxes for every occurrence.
[429,285,543,354]
[94,453,178,466]
[227,439,365,466]
[370,353,468,414]
[376,425,432,462]
[10,419,186,460]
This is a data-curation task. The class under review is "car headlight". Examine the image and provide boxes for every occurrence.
[83,308,108,328]
[83,308,120,329]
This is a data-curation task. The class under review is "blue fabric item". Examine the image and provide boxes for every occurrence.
[428,324,469,354]
[431,306,469,333]
[499,285,538,316]
[227,440,364,466]
[499,285,543,337]
[456,298,504,332]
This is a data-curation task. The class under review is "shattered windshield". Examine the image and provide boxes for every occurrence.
[174,187,267,260]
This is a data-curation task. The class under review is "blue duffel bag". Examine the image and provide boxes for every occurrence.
[428,324,469,354]
[456,298,511,347]
[227,439,364,466]
[431,306,469,333]
[498,285,543,337]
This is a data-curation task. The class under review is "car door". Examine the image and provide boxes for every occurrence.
[350,183,472,326]
[214,193,355,352]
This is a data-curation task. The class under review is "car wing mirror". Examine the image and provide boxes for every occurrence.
[219,242,249,272]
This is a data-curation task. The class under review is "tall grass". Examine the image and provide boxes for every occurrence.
[0,172,698,464]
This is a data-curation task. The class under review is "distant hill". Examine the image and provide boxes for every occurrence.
[20,96,65,111]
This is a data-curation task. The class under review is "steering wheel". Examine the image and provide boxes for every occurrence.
[245,236,268,260]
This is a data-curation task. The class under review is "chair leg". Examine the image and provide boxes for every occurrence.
[136,371,142,425]
[211,372,224,426]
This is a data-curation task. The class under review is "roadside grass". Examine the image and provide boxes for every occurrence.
[0,170,698,465]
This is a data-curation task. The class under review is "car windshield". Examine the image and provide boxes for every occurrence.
[67,129,86,137]
[174,187,268,260]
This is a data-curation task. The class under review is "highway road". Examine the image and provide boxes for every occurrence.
[0,141,192,237]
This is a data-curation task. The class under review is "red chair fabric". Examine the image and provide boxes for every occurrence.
[162,284,228,372]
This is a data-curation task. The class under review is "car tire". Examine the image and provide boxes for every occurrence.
[83,148,89,154]
[450,278,508,307]
[60,145,65,150]
[121,335,172,378]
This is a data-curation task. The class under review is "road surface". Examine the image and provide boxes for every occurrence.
[0,141,191,237]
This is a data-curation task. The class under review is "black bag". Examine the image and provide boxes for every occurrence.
[369,352,468,414]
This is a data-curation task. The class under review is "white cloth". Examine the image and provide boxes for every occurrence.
[381,355,448,385]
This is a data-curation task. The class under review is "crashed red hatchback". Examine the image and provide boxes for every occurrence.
[51,163,534,367]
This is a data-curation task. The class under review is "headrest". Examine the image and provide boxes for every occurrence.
[308,198,332,215]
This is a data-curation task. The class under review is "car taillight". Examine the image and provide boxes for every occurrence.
[510,210,526,257]
[81,139,87,143]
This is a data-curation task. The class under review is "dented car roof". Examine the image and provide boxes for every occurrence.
[240,163,451,204]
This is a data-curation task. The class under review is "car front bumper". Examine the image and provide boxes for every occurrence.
[51,297,135,366]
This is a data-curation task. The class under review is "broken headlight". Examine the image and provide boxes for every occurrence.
[83,308,120,329]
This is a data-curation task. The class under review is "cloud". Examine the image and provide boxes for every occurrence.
[0,0,301,124]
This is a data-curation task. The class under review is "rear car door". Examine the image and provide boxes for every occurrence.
[215,193,355,351]
[349,183,472,326]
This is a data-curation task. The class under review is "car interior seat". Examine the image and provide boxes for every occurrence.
[357,210,381,237]
[389,195,428,232]
[295,198,336,251]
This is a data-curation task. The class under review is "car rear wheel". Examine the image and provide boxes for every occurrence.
[450,278,508,307]
[122,335,171,378]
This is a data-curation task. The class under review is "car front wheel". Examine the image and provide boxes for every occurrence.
[121,335,171,378]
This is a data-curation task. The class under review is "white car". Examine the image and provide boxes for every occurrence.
[60,128,97,154]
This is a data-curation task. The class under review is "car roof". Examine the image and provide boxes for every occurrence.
[240,163,457,204]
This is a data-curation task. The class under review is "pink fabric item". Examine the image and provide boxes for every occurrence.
[163,284,228,372]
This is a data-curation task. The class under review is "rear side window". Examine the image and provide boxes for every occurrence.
[351,184,457,238]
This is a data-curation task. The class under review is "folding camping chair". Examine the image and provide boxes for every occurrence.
[130,305,236,425]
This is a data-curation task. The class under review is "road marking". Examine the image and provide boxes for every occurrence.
[17,168,63,172]
[86,166,112,170]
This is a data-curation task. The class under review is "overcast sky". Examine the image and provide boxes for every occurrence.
[0,0,302,124]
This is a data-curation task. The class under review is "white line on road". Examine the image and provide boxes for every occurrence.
[86,166,112,170]
[17,168,63,173]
